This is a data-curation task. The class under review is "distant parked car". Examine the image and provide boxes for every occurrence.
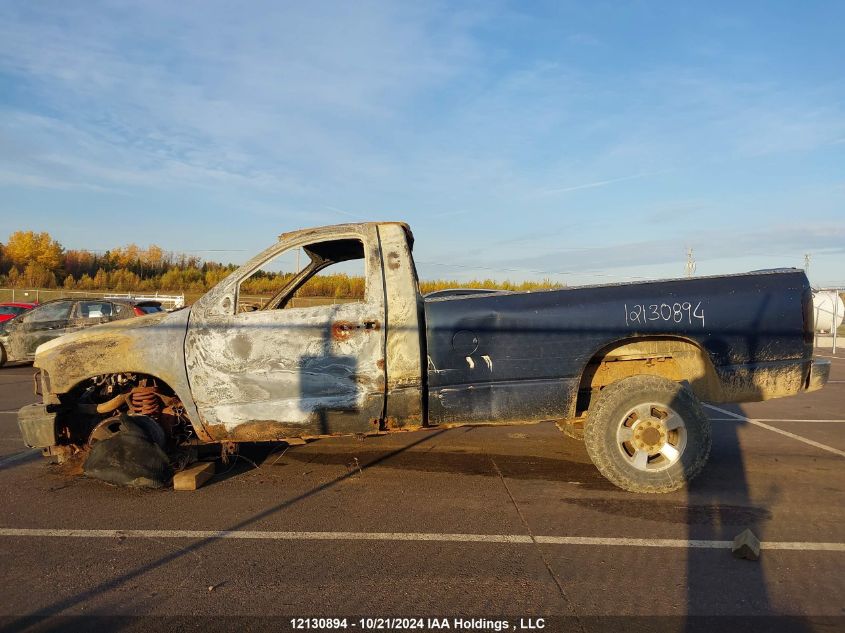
[0,302,38,324]
[0,298,162,367]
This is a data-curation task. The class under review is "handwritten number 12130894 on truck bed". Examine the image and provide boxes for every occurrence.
[16,222,830,493]
[625,301,705,327]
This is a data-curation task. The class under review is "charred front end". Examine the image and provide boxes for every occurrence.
[17,308,200,474]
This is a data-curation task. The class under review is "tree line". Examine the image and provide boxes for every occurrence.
[0,230,561,297]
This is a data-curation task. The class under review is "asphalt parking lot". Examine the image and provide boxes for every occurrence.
[0,356,843,632]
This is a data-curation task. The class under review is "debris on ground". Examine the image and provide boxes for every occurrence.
[173,461,216,491]
[732,528,761,561]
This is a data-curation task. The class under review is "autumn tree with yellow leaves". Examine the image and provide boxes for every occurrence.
[4,231,63,270]
[1,231,63,288]
[1,230,561,296]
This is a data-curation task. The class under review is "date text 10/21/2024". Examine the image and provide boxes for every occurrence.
[625,301,705,328]
[289,617,546,630]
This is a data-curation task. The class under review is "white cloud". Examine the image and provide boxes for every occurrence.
[540,172,661,195]
[0,1,486,195]
[0,2,843,283]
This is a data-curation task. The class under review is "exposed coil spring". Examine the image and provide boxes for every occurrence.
[129,386,161,417]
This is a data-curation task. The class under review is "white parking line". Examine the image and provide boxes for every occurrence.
[710,417,845,423]
[0,528,842,552]
[743,418,845,423]
[704,404,845,458]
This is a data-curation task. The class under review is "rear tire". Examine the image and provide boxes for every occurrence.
[0,343,6,368]
[584,375,711,493]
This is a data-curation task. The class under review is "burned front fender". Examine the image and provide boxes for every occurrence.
[33,308,201,429]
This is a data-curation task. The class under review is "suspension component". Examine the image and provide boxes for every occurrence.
[96,392,129,415]
[129,385,162,417]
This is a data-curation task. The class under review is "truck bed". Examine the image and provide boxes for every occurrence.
[423,269,813,425]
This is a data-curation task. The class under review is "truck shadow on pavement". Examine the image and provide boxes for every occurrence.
[672,313,809,632]
[266,437,615,487]
[0,429,450,633]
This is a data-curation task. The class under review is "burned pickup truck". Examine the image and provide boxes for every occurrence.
[18,222,829,492]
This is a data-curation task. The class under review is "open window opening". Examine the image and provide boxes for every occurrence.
[235,238,367,313]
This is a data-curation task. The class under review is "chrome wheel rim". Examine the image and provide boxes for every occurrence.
[615,402,686,472]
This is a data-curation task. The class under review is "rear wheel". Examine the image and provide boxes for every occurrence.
[0,343,6,368]
[584,375,711,493]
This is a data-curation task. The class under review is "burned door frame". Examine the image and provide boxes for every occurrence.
[184,224,388,441]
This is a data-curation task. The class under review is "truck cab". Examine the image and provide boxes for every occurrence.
[184,222,425,440]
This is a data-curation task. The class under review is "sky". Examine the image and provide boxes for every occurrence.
[0,0,843,287]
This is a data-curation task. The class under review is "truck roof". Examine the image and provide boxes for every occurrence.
[278,221,414,248]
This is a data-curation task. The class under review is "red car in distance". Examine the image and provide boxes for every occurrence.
[0,302,37,324]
